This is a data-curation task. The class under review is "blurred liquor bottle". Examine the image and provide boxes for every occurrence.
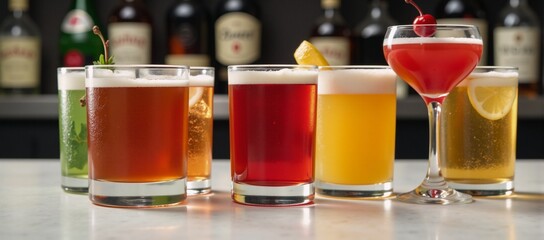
[494,0,541,97]
[353,0,407,98]
[310,0,351,65]
[435,0,489,65]
[59,0,103,67]
[214,0,261,94]
[0,0,41,94]
[353,0,396,65]
[166,0,210,67]
[108,0,152,64]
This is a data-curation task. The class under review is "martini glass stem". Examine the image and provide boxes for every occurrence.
[422,101,448,192]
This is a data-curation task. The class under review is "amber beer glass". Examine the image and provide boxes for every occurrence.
[187,67,214,195]
[228,65,318,206]
[441,66,518,196]
[86,65,189,207]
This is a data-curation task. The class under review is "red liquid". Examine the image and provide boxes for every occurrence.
[384,41,482,103]
[87,87,188,182]
[229,84,317,186]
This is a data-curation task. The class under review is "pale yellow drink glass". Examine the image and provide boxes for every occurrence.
[187,67,214,195]
[441,66,518,196]
[315,66,397,198]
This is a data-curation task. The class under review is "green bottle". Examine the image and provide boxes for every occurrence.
[59,0,103,67]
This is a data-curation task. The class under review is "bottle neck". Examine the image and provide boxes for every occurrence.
[322,0,340,18]
[509,0,524,8]
[9,0,28,14]
[369,0,388,19]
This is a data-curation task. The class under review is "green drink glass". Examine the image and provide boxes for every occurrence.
[58,67,88,193]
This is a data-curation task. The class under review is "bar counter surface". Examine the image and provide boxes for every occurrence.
[0,159,542,239]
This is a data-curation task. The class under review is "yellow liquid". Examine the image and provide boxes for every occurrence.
[441,85,517,184]
[316,94,396,185]
[188,86,214,180]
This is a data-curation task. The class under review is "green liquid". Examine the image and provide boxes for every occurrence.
[59,89,88,178]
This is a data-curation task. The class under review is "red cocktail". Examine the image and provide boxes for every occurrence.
[228,65,317,206]
[384,38,482,103]
[384,25,483,204]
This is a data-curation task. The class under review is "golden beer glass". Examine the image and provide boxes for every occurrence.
[315,66,397,198]
[187,67,214,195]
[441,66,518,196]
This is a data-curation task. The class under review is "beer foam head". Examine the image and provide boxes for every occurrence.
[86,69,188,88]
[458,70,519,87]
[228,68,317,85]
[58,71,85,90]
[189,74,214,87]
[318,68,397,94]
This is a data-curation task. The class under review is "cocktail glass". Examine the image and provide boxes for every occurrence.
[383,24,483,204]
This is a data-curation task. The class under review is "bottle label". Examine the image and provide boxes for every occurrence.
[0,37,40,88]
[63,49,85,67]
[166,54,210,67]
[215,12,261,65]
[309,37,350,65]
[108,22,152,64]
[438,18,488,65]
[494,27,540,84]
[61,9,95,34]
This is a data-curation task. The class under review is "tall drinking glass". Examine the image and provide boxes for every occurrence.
[441,66,518,196]
[187,67,214,195]
[384,24,483,204]
[86,65,190,208]
[58,67,88,193]
[316,66,397,198]
[228,65,318,206]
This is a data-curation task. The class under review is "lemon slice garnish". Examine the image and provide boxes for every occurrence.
[467,76,517,120]
[189,87,204,108]
[294,40,329,66]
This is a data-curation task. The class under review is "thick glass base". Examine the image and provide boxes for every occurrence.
[62,176,88,194]
[449,180,514,196]
[187,179,211,195]
[89,178,187,208]
[396,185,473,205]
[232,182,314,206]
[316,180,393,198]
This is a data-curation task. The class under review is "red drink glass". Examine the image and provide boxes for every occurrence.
[228,65,318,206]
[86,65,190,208]
[384,25,483,204]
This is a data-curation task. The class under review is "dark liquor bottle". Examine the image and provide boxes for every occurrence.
[353,0,407,98]
[108,0,152,64]
[310,0,351,65]
[353,0,396,65]
[59,0,103,67]
[435,0,489,65]
[494,0,541,97]
[0,0,41,94]
[214,0,261,94]
[166,0,210,67]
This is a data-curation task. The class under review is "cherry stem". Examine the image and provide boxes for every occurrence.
[405,0,423,16]
[92,26,109,61]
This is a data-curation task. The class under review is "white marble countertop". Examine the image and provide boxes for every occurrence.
[0,159,542,240]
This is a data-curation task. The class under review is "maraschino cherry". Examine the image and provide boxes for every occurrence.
[405,0,436,37]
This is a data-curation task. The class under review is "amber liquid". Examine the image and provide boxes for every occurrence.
[441,85,517,184]
[188,86,213,181]
[87,86,188,182]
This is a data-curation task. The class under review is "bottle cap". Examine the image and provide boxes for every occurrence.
[9,0,28,11]
[322,0,340,9]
